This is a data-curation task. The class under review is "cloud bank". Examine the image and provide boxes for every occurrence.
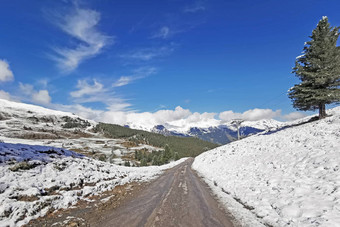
[51,104,305,133]
[219,108,282,122]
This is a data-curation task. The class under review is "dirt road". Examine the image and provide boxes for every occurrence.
[93,158,234,227]
[26,158,234,227]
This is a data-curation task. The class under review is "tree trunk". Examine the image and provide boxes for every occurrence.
[318,103,326,119]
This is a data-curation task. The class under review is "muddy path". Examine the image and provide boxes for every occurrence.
[26,158,234,227]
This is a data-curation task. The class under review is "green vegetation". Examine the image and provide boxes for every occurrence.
[61,116,91,128]
[289,17,340,119]
[124,161,131,166]
[134,145,176,166]
[95,123,218,158]
[9,162,40,172]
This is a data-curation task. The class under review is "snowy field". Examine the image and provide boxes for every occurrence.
[0,143,186,227]
[193,107,340,227]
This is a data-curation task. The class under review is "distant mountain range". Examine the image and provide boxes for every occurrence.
[142,119,283,145]
[0,98,284,145]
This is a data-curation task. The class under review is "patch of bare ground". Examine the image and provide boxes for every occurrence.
[24,181,150,227]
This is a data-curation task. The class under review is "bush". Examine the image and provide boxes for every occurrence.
[98,154,107,162]
[124,161,131,167]
[61,116,91,129]
[140,158,148,166]
[9,162,40,172]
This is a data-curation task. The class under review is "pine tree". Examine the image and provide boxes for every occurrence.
[124,161,131,167]
[174,152,180,161]
[163,144,172,162]
[140,158,148,166]
[289,16,340,119]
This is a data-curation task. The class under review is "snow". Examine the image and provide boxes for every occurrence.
[0,99,89,120]
[129,144,163,151]
[296,54,305,59]
[0,142,187,227]
[226,118,283,131]
[192,107,340,227]
[0,142,83,163]
[128,113,285,137]
[0,98,97,141]
[165,117,221,133]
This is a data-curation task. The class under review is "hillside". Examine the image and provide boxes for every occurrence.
[95,123,218,158]
[0,99,217,165]
[192,107,340,227]
[0,142,186,226]
[0,99,95,140]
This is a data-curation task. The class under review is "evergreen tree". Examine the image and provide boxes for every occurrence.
[164,144,172,161]
[174,152,180,161]
[124,161,131,167]
[152,156,159,166]
[289,17,340,119]
[140,158,148,166]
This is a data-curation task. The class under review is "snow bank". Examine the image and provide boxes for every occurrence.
[0,142,83,163]
[0,143,186,227]
[192,107,340,227]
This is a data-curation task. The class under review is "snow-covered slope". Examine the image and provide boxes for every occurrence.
[0,99,189,226]
[192,107,340,227]
[0,142,186,227]
[0,99,95,140]
[225,118,283,131]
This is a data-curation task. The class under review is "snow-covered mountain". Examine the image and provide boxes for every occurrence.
[151,125,189,137]
[0,98,286,145]
[192,106,340,226]
[0,99,96,140]
[145,119,284,144]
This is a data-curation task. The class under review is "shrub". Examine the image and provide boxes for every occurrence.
[98,154,107,162]
[9,162,40,172]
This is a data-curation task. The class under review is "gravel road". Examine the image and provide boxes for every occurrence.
[96,158,234,227]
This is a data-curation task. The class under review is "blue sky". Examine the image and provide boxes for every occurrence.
[0,0,339,127]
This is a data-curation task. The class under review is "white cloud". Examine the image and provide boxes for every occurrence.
[184,2,206,13]
[242,108,282,121]
[152,26,170,39]
[133,66,157,76]
[37,78,48,88]
[51,8,111,72]
[19,83,34,95]
[51,103,103,120]
[0,60,14,82]
[219,108,282,122]
[121,46,173,61]
[70,79,104,98]
[153,106,192,123]
[19,83,52,105]
[113,76,133,87]
[282,112,307,121]
[68,78,132,112]
[0,90,12,101]
[70,106,286,131]
[113,67,157,87]
[32,90,51,105]
[96,106,219,132]
[89,106,192,129]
